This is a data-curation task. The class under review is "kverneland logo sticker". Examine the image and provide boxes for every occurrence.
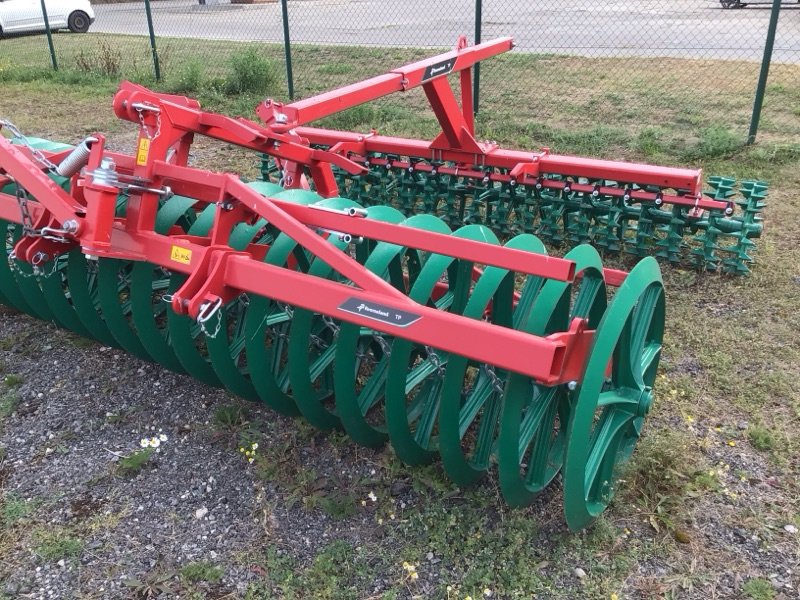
[422,58,456,82]
[338,298,421,327]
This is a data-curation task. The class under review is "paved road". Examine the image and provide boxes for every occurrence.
[91,0,800,62]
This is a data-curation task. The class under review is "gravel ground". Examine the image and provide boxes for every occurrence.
[0,307,265,598]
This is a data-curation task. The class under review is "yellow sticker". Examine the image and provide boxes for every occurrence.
[170,245,192,265]
[136,137,150,166]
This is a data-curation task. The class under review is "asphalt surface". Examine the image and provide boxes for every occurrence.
[90,0,800,62]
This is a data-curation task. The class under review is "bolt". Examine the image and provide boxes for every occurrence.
[567,380,578,391]
[62,220,79,234]
[275,113,288,124]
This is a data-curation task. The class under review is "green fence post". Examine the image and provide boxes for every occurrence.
[473,0,482,115]
[747,0,782,145]
[39,0,58,70]
[144,0,161,81]
[281,0,295,100]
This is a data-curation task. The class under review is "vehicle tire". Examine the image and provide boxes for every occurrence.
[720,0,737,7]
[67,11,90,33]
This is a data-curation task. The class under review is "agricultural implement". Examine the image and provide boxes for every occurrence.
[0,37,761,529]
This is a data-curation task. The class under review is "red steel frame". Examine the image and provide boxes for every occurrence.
[0,36,696,386]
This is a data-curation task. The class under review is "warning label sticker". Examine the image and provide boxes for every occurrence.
[170,245,192,265]
[136,137,150,166]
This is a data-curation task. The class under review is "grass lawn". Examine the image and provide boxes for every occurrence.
[0,33,799,599]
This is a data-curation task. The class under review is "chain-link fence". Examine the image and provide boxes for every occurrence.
[1,0,798,144]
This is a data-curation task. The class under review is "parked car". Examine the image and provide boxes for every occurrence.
[0,0,95,36]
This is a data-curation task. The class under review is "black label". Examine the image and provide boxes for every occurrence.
[422,58,456,82]
[338,298,421,328]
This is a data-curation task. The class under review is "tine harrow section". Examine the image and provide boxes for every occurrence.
[254,36,765,275]
[0,36,681,529]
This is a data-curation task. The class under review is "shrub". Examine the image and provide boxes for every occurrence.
[224,48,277,96]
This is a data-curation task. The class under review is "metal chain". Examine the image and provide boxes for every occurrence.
[480,364,506,394]
[0,119,57,171]
[199,310,222,339]
[321,315,340,336]
[15,182,36,236]
[310,334,329,350]
[372,332,392,357]
[135,105,161,141]
[424,345,447,377]
[7,251,61,279]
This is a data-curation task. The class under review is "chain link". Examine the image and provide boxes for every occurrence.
[14,182,36,236]
[134,104,162,141]
[480,364,506,395]
[424,345,447,377]
[7,251,61,279]
[0,119,57,171]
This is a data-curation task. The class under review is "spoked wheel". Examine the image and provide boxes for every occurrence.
[287,200,400,430]
[437,233,547,486]
[384,224,489,465]
[333,214,446,447]
[497,245,607,506]
[563,257,664,530]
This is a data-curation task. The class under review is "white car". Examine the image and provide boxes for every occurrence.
[0,0,95,35]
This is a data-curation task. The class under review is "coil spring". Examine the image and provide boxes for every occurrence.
[55,137,98,178]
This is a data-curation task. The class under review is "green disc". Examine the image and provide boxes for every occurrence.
[288,203,405,430]
[497,244,607,507]
[333,214,448,448]
[384,224,493,465]
[437,233,547,487]
[166,204,222,387]
[129,194,200,372]
[563,256,664,530]
[243,188,327,415]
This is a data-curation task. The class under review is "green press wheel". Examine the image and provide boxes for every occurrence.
[437,233,547,487]
[333,214,448,448]
[287,203,405,431]
[243,188,328,416]
[563,256,664,530]
[497,244,607,506]
[384,224,494,465]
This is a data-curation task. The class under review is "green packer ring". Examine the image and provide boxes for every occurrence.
[198,181,285,400]
[497,244,607,507]
[5,223,58,322]
[384,224,498,466]
[332,213,448,448]
[563,256,664,530]
[242,188,333,415]
[165,204,223,387]
[437,233,548,487]
[128,194,202,373]
[287,203,406,431]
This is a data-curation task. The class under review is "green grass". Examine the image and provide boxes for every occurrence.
[32,527,84,561]
[3,374,24,387]
[180,561,224,584]
[743,578,776,600]
[1,33,799,599]
[116,448,154,475]
[0,391,18,419]
[1,493,34,525]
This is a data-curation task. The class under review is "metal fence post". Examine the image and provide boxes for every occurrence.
[281,0,295,100]
[747,0,782,144]
[473,0,482,115]
[39,0,58,70]
[144,0,161,81]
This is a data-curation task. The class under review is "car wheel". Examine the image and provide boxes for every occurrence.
[68,11,91,33]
